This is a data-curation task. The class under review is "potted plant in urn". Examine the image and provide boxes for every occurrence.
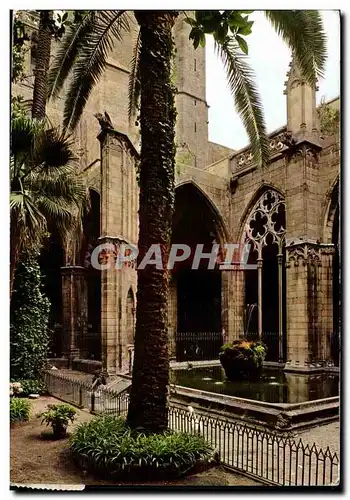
[219,339,267,381]
[40,403,77,439]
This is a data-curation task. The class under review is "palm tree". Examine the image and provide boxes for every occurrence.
[46,10,326,432]
[126,11,178,432]
[10,116,87,297]
[32,10,53,119]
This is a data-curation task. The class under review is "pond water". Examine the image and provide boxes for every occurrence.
[172,366,339,404]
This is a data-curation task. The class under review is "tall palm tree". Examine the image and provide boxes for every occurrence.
[32,10,53,119]
[46,10,326,432]
[10,116,87,297]
[126,11,178,432]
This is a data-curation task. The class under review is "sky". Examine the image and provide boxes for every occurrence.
[206,11,341,150]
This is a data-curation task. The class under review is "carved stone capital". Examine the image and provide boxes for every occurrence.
[97,128,139,159]
[282,134,322,163]
[285,241,333,268]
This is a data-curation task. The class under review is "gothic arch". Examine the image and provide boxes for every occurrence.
[323,176,339,244]
[236,183,285,243]
[175,179,229,244]
[239,185,287,362]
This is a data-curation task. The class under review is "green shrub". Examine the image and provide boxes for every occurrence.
[10,398,31,423]
[15,379,47,396]
[10,251,50,380]
[70,415,213,480]
[40,404,77,439]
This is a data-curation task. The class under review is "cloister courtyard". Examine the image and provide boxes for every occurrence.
[10,10,340,489]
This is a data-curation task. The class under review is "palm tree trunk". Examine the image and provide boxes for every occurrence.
[127,11,178,433]
[32,11,52,119]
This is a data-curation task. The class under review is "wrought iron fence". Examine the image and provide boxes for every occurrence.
[43,371,129,416]
[171,331,287,363]
[43,371,339,487]
[173,332,223,362]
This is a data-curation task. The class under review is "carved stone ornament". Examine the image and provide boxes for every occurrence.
[235,132,287,170]
[244,190,286,254]
[286,243,322,268]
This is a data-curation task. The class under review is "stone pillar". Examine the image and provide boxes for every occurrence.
[318,246,335,364]
[167,278,177,360]
[285,242,334,371]
[61,266,88,361]
[99,237,118,375]
[98,128,139,375]
[222,267,244,343]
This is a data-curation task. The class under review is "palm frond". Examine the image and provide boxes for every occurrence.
[10,116,88,257]
[11,116,44,157]
[128,29,141,122]
[32,127,77,169]
[265,10,327,84]
[215,38,270,168]
[36,196,75,236]
[63,10,130,131]
[29,170,87,208]
[11,191,47,241]
[47,11,96,100]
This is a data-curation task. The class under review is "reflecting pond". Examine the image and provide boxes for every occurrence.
[172,366,339,403]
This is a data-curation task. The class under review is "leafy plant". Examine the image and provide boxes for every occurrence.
[317,97,340,136]
[13,379,47,396]
[220,339,267,380]
[40,403,77,439]
[10,251,51,380]
[10,398,31,423]
[10,115,87,296]
[70,415,213,480]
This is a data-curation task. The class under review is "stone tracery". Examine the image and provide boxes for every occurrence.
[244,189,286,256]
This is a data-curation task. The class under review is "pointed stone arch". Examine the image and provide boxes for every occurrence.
[238,184,287,362]
[323,176,339,244]
[175,179,229,244]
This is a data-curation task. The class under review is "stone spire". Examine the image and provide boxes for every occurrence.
[284,55,319,140]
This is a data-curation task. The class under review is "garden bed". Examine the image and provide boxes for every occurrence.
[10,396,259,487]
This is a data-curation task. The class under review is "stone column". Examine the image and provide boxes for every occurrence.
[99,237,118,375]
[285,242,334,372]
[61,266,88,361]
[318,246,335,364]
[98,129,139,375]
[222,267,244,343]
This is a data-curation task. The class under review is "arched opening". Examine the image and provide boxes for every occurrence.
[171,183,225,360]
[39,231,64,357]
[243,189,287,362]
[82,189,101,360]
[330,184,340,366]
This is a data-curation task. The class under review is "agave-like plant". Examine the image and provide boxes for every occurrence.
[46,9,326,433]
[10,116,87,297]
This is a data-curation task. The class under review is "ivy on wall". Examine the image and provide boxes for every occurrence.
[317,98,340,136]
[10,251,51,380]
